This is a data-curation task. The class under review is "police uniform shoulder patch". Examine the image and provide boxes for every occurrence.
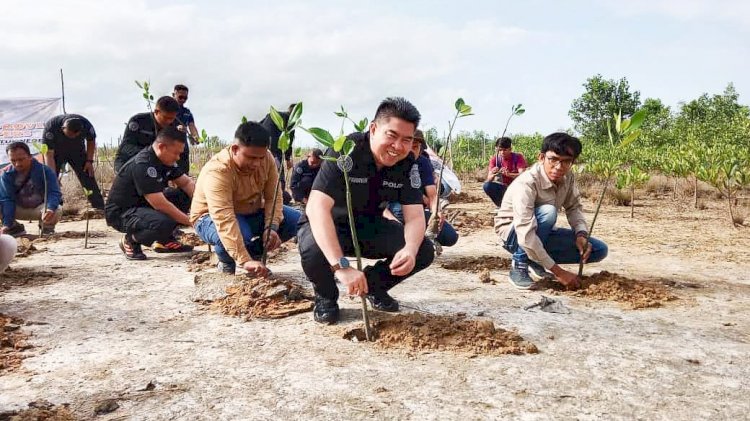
[128,121,139,132]
[45,132,54,140]
[410,163,421,189]
[147,166,157,178]
[295,166,303,174]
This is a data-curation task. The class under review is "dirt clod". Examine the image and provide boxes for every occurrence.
[447,210,495,235]
[1,314,31,374]
[187,251,213,272]
[211,275,313,320]
[0,400,75,421]
[451,192,485,204]
[343,313,538,356]
[441,256,511,272]
[93,399,119,415]
[478,269,496,284]
[534,271,678,309]
[179,232,205,247]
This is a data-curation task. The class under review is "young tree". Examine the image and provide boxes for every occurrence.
[569,75,641,142]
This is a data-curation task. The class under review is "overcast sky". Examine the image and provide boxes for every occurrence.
[2,0,748,146]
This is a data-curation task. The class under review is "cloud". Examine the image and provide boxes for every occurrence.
[606,0,750,27]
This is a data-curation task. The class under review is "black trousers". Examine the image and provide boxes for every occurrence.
[298,215,435,301]
[291,179,314,203]
[55,149,105,209]
[105,188,190,246]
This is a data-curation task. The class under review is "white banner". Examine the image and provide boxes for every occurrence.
[0,98,62,164]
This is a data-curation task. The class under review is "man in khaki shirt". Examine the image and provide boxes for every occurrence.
[190,122,301,275]
[495,132,608,289]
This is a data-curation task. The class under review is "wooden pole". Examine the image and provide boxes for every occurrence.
[60,69,67,114]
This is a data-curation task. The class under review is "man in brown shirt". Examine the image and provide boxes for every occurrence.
[494,132,608,289]
[190,122,301,275]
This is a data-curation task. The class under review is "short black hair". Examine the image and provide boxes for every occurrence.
[155,126,187,144]
[374,97,421,127]
[310,148,323,158]
[6,141,31,156]
[62,117,84,133]
[541,132,582,159]
[234,121,270,148]
[174,84,189,92]
[155,96,180,113]
[495,137,512,149]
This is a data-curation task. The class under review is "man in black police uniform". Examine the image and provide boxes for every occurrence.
[105,126,195,260]
[297,97,434,324]
[41,114,104,209]
[173,84,200,173]
[114,96,186,173]
[259,104,296,204]
[289,148,322,205]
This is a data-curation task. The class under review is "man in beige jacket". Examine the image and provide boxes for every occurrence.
[191,122,301,275]
[495,132,608,290]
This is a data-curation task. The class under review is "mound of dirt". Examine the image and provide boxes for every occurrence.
[15,238,40,258]
[441,256,511,272]
[60,208,105,222]
[1,313,32,374]
[343,313,538,356]
[187,251,213,272]
[178,232,205,247]
[33,231,106,243]
[534,271,678,309]
[267,242,296,263]
[450,192,485,204]
[0,400,75,420]
[478,269,497,284]
[1,268,64,290]
[448,210,494,235]
[211,275,313,320]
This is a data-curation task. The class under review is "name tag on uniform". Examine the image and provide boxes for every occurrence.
[382,180,403,189]
[349,177,368,184]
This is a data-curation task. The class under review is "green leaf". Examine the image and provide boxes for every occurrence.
[459,104,472,115]
[343,139,355,155]
[626,108,647,133]
[279,131,290,152]
[241,116,248,124]
[135,80,143,89]
[607,119,614,144]
[454,98,465,111]
[289,102,303,126]
[355,118,368,132]
[333,134,347,152]
[201,129,208,139]
[83,188,93,196]
[620,129,640,148]
[149,95,154,101]
[39,144,48,154]
[269,106,285,131]
[306,127,335,148]
[614,111,622,134]
[322,156,337,162]
[515,108,525,115]
[621,118,631,132]
[143,93,149,100]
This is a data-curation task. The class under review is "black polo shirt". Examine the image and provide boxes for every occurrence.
[106,145,184,215]
[259,111,296,162]
[302,131,422,223]
[290,159,320,188]
[114,112,183,170]
[42,114,96,152]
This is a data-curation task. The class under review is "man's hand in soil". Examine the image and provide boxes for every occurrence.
[336,267,368,296]
[242,260,269,277]
[41,210,56,224]
[390,248,416,276]
[83,161,95,177]
[262,229,281,251]
[551,265,580,289]
[576,236,592,263]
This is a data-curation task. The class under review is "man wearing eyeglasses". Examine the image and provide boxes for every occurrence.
[172,84,200,174]
[494,132,608,289]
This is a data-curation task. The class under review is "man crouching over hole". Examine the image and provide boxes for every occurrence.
[297,97,435,325]
[190,122,301,276]
[105,126,195,260]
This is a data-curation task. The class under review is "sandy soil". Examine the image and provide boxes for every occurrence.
[1,182,749,420]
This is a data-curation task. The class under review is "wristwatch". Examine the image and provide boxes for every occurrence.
[330,256,350,272]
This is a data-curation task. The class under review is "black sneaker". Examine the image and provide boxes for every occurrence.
[313,294,340,324]
[366,291,400,312]
[119,235,147,260]
[41,226,55,236]
[4,222,26,237]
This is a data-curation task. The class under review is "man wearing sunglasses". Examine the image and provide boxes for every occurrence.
[172,84,201,174]
[494,132,608,289]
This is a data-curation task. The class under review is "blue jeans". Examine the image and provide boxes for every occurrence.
[194,206,301,265]
[483,181,506,207]
[502,204,608,266]
[387,203,458,247]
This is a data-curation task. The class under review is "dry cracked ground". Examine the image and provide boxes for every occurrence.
[1,183,749,420]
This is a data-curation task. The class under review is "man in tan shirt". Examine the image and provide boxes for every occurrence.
[190,122,301,275]
[494,132,608,289]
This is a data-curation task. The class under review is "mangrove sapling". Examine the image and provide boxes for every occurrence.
[83,187,93,248]
[262,103,303,266]
[499,103,525,139]
[577,108,647,277]
[425,98,473,255]
[32,142,50,237]
[305,114,373,341]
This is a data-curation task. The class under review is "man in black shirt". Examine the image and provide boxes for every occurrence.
[105,126,195,260]
[289,148,322,204]
[259,104,296,204]
[297,97,434,324]
[114,96,186,172]
[42,114,104,209]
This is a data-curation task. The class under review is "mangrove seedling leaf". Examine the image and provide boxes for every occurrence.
[307,127,335,148]
[269,106,285,132]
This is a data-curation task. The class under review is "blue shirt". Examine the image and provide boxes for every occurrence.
[0,160,62,226]
[176,106,194,126]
